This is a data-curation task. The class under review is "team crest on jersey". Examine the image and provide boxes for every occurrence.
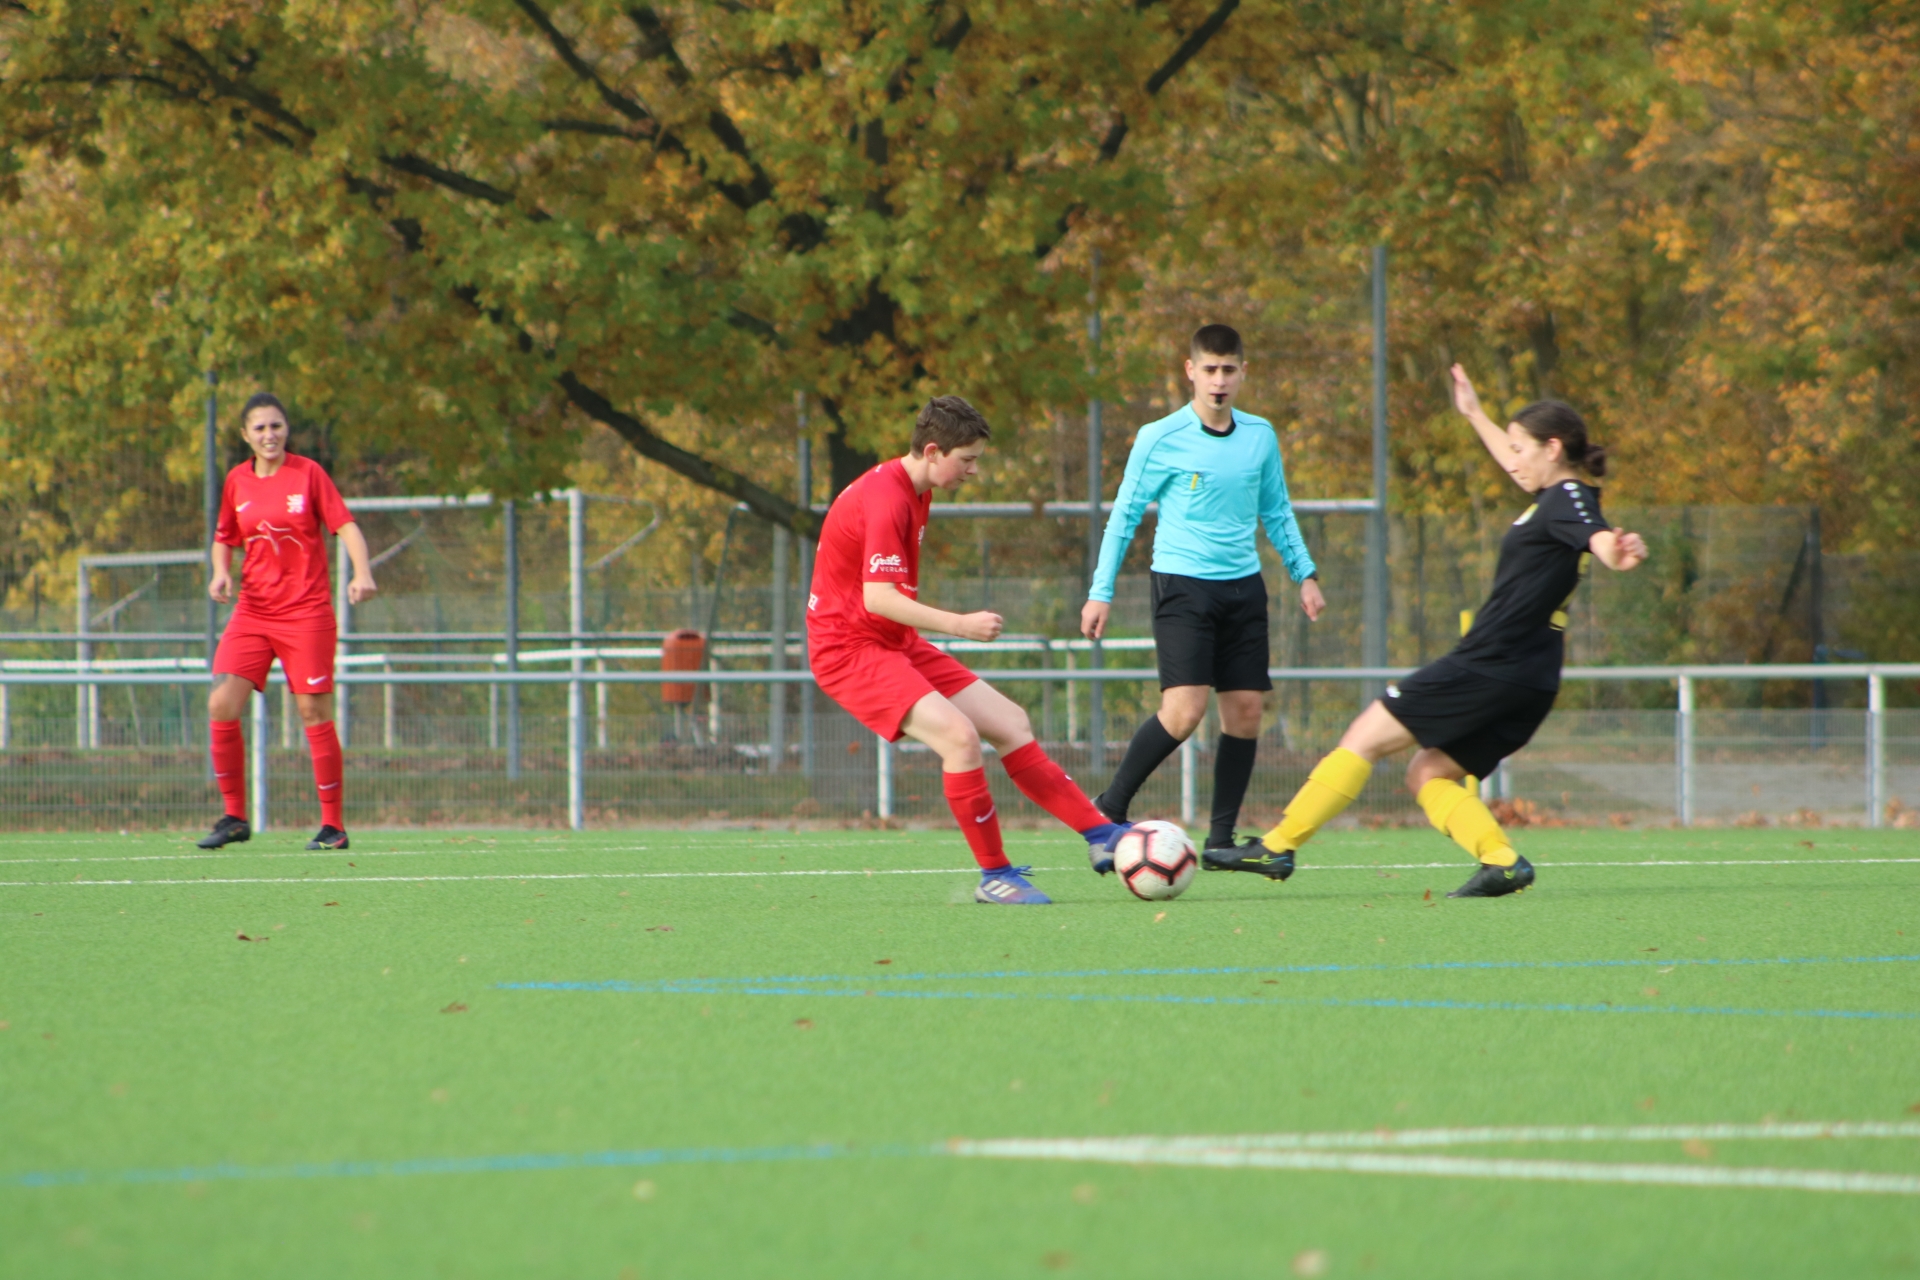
[287,494,306,514]
[869,553,904,573]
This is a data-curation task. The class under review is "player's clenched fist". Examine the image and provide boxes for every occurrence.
[955,611,1004,643]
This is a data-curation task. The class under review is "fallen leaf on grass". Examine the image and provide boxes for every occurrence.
[1153,912,1167,923]
[1638,1097,1657,1111]
[1262,979,1278,985]
[1071,1183,1097,1205]
[235,931,267,942]
[441,1002,468,1014]
[1292,1249,1330,1277]
[1682,1138,1715,1160]
[1641,947,1658,952]
[1643,987,1660,997]
[1042,1251,1074,1271]
[1658,966,1676,975]
[874,958,892,965]
[793,1018,814,1030]
[1423,889,1432,901]
[323,901,338,907]
[1906,1101,1920,1114]
[646,925,674,933]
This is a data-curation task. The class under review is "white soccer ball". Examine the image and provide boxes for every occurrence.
[1112,819,1198,902]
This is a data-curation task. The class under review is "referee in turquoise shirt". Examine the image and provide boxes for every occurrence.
[1080,324,1326,875]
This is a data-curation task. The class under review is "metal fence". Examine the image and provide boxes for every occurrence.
[0,658,1915,832]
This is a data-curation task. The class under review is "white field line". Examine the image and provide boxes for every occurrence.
[3,857,1918,888]
[953,1125,1920,1194]
[953,1140,1920,1195]
[1051,1121,1920,1150]
[0,867,984,887]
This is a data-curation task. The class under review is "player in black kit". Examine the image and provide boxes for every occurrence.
[1209,365,1649,898]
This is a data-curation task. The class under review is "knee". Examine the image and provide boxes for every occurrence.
[1219,695,1263,737]
[934,718,983,769]
[1157,700,1204,741]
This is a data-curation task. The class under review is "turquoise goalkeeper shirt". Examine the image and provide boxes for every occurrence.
[1087,404,1317,603]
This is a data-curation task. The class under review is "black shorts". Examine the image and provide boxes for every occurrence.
[1150,572,1273,693]
[1380,659,1557,778]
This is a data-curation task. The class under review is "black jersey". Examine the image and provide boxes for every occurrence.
[1446,479,1605,690]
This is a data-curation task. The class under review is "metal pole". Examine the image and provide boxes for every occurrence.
[1086,250,1105,767]
[567,487,585,830]
[504,499,521,781]
[251,675,269,831]
[770,522,788,772]
[876,735,893,819]
[797,419,816,782]
[76,565,90,749]
[596,657,608,748]
[1867,671,1884,829]
[1363,245,1390,696]
[382,661,395,749]
[335,538,351,747]
[1676,674,1694,826]
[1180,733,1196,825]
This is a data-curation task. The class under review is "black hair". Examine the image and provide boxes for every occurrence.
[1190,324,1244,360]
[911,395,991,455]
[238,391,288,431]
[1513,399,1608,479]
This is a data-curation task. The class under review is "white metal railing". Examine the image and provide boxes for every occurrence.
[2,662,1911,832]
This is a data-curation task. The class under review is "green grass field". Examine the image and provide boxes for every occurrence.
[4,824,1919,1278]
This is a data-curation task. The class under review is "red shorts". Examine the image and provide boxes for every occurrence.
[810,635,980,741]
[214,614,338,694]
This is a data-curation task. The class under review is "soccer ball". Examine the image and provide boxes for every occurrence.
[1112,820,1198,902]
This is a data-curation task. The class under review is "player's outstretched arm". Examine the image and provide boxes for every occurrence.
[1589,528,1648,572]
[1449,365,1524,488]
[863,582,1003,642]
[338,522,379,605]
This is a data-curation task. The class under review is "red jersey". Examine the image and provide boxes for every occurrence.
[215,454,353,625]
[807,459,931,651]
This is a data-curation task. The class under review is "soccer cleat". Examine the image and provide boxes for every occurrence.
[1083,821,1134,876]
[196,814,251,850]
[1201,838,1295,881]
[1446,854,1535,899]
[974,865,1052,905]
[305,825,350,851]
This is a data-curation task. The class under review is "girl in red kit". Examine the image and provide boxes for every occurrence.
[197,393,377,850]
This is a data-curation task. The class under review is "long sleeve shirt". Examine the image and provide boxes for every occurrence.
[1087,404,1317,603]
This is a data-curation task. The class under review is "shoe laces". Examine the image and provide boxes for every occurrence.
[986,864,1034,883]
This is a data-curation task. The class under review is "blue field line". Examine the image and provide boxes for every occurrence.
[499,979,1919,1022]
[500,952,1920,994]
[9,1140,920,1190]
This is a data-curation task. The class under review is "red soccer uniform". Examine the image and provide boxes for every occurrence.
[808,459,977,739]
[213,455,353,692]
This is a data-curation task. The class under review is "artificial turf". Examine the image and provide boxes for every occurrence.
[3,824,1918,1278]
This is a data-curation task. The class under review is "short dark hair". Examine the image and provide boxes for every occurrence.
[239,391,288,430]
[1513,399,1609,480]
[911,396,991,456]
[1190,324,1243,359]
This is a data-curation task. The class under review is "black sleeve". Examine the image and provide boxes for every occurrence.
[1544,484,1605,550]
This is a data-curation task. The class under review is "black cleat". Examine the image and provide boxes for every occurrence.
[1447,854,1535,898]
[305,825,350,851]
[196,815,251,850]
[1201,838,1295,881]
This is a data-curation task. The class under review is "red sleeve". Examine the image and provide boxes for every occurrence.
[859,486,914,583]
[214,472,242,547]
[311,464,353,534]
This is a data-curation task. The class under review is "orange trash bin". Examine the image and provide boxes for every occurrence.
[661,629,705,705]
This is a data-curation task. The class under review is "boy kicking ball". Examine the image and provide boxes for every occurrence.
[807,396,1131,904]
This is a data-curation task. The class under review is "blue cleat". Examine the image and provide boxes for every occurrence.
[1081,821,1134,876]
[975,865,1052,905]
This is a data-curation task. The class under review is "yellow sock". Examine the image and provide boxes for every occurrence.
[1417,778,1518,866]
[1263,748,1372,853]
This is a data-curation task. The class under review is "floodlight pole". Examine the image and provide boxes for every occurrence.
[1086,250,1105,767]
[1363,245,1390,696]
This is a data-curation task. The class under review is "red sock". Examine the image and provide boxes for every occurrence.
[1000,741,1107,834]
[210,719,247,820]
[943,767,1007,871]
[305,722,345,829]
